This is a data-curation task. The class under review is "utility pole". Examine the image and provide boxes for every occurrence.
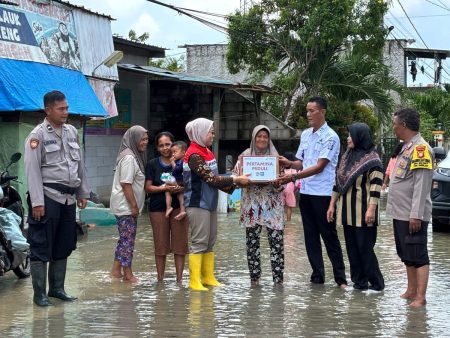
[240,0,256,13]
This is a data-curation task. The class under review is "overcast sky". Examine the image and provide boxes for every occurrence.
[68,0,450,86]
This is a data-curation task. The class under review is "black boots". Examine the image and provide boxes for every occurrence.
[30,261,53,307]
[31,259,77,306]
[48,259,77,301]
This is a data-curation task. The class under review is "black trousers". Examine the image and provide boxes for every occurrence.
[246,225,284,283]
[393,219,429,267]
[343,225,384,290]
[299,194,347,285]
[27,195,77,262]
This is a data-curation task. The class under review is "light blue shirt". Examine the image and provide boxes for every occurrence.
[295,122,340,196]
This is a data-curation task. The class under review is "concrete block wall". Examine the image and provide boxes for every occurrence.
[186,44,250,83]
[383,39,408,87]
[85,135,122,204]
[219,91,296,141]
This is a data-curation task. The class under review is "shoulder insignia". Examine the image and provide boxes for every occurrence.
[410,144,432,170]
[30,138,39,149]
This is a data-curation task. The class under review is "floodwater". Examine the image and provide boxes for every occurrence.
[1,209,450,337]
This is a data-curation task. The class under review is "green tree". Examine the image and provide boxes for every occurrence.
[406,87,450,142]
[227,0,401,124]
[148,55,185,72]
[128,29,150,43]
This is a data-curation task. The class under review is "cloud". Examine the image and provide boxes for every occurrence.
[130,13,160,38]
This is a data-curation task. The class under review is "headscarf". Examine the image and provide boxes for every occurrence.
[335,122,382,195]
[185,118,214,147]
[115,125,148,173]
[241,125,279,156]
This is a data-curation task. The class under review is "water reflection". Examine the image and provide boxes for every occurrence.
[1,210,450,337]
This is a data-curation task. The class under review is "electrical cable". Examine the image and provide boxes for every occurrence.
[425,0,450,12]
[395,0,450,82]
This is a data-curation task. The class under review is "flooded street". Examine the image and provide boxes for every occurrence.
[1,209,450,337]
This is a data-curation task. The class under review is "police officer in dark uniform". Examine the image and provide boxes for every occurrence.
[24,90,89,306]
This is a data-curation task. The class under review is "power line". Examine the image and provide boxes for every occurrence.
[396,0,429,48]
[395,0,450,82]
[145,0,229,34]
[425,0,450,12]
[437,0,450,10]
[386,13,450,18]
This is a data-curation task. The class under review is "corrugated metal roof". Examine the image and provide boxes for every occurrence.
[118,64,274,92]
[113,36,167,54]
[52,0,115,20]
[0,0,114,19]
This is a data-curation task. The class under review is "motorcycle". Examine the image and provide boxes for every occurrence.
[0,152,30,278]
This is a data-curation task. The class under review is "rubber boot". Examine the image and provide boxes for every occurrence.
[201,252,222,286]
[30,261,53,307]
[189,253,208,291]
[48,259,77,301]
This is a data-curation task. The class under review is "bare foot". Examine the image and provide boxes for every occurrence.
[165,207,173,218]
[400,291,417,299]
[174,211,187,221]
[251,280,259,287]
[409,298,426,307]
[123,275,139,283]
[339,284,348,290]
[110,272,123,278]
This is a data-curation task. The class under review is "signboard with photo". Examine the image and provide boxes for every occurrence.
[0,4,80,70]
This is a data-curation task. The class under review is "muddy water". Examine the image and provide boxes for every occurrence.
[1,210,450,337]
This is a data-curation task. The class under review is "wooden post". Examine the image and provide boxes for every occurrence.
[253,91,262,125]
[212,88,223,159]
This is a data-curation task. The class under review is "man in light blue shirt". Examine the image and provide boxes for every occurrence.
[278,96,347,287]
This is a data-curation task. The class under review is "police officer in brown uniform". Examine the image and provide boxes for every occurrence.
[24,91,89,306]
[386,108,433,308]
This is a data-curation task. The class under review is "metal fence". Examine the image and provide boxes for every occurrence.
[377,137,399,170]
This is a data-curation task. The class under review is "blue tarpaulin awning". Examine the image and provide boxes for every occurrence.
[0,58,108,117]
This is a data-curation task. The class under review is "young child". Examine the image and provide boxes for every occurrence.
[162,141,187,221]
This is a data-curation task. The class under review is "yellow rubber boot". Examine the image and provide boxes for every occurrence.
[201,252,222,286]
[189,253,208,291]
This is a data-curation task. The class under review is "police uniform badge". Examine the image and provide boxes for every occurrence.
[30,138,39,149]
[410,144,432,170]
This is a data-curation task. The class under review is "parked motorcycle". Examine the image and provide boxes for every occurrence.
[0,152,30,278]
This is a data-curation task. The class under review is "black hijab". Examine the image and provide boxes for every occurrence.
[336,122,382,195]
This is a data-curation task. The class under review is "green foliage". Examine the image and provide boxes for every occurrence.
[227,0,400,125]
[148,55,186,72]
[406,87,450,142]
[128,29,149,43]
[417,110,437,143]
[286,97,379,145]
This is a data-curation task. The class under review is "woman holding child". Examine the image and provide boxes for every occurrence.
[145,132,189,284]
[184,118,251,291]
